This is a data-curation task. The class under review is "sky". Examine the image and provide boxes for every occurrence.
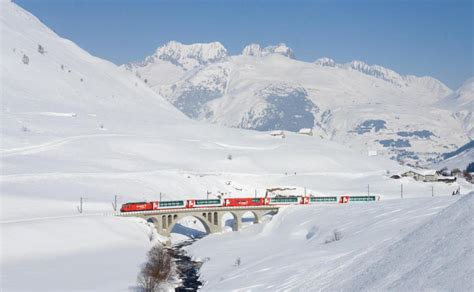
[14,0,473,89]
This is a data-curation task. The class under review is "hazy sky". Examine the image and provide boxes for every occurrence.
[14,0,473,88]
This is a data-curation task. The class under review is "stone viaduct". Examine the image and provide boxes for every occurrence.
[117,206,279,237]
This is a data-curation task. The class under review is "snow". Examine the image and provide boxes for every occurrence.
[187,194,473,291]
[438,77,474,138]
[129,41,471,164]
[1,215,156,291]
[1,0,473,291]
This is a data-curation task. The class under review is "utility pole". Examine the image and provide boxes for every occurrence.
[304,186,307,196]
[254,189,257,198]
[367,184,370,196]
[77,197,83,214]
[159,192,162,201]
[401,184,403,199]
[112,195,118,211]
[432,186,434,197]
[206,190,211,200]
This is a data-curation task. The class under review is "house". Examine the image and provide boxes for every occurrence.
[270,130,285,138]
[367,150,377,156]
[401,169,438,182]
[298,128,313,136]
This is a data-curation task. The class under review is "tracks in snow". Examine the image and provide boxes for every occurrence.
[0,134,128,157]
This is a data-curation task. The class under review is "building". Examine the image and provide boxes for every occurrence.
[401,170,438,182]
[367,150,377,156]
[298,128,313,136]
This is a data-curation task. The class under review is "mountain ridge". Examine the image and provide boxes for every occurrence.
[124,41,472,164]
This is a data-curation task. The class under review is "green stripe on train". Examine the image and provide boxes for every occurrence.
[310,197,337,202]
[159,200,184,207]
[350,196,377,201]
[271,197,299,203]
[195,199,221,205]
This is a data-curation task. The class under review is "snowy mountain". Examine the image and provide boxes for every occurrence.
[1,1,187,149]
[438,78,474,138]
[0,1,409,289]
[2,1,472,291]
[125,42,471,164]
[242,43,295,58]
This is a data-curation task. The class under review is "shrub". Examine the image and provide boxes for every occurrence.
[137,245,172,291]
[38,44,45,54]
[227,154,232,160]
[451,168,462,177]
[234,257,241,267]
[22,54,29,65]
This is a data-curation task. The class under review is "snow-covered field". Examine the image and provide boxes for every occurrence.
[187,194,474,291]
[1,0,473,291]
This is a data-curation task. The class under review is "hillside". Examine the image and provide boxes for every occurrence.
[187,194,473,291]
[1,1,472,290]
[126,41,472,165]
[438,78,474,138]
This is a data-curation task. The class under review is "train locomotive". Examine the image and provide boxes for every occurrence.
[120,195,380,212]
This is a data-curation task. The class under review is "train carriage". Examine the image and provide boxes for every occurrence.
[223,197,269,207]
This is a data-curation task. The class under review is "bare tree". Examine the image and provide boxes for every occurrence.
[22,54,29,65]
[37,44,45,54]
[137,245,172,292]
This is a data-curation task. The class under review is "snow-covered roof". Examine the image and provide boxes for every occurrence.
[404,169,437,176]
[298,128,313,134]
[438,176,456,179]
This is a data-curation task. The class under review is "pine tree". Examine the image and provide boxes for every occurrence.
[467,162,474,173]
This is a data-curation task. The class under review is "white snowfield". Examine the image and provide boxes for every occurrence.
[187,194,474,291]
[1,0,473,291]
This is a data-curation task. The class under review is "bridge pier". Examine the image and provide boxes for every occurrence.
[123,207,279,237]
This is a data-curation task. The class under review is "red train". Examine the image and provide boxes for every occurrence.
[120,195,379,212]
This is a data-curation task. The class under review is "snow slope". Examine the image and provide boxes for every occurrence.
[1,1,472,291]
[438,78,474,138]
[127,42,472,164]
[187,194,473,291]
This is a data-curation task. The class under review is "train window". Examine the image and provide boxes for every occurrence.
[252,198,260,203]
[310,197,337,202]
[271,197,298,203]
[159,201,184,207]
[195,199,220,205]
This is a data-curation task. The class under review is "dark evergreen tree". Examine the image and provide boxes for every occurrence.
[467,162,474,173]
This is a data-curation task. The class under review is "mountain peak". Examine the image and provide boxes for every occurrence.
[242,43,295,59]
[134,41,228,71]
[242,43,263,57]
[315,57,336,67]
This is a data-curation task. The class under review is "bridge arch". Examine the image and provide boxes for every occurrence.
[146,217,159,224]
[241,210,259,225]
[168,215,211,238]
[221,211,239,232]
